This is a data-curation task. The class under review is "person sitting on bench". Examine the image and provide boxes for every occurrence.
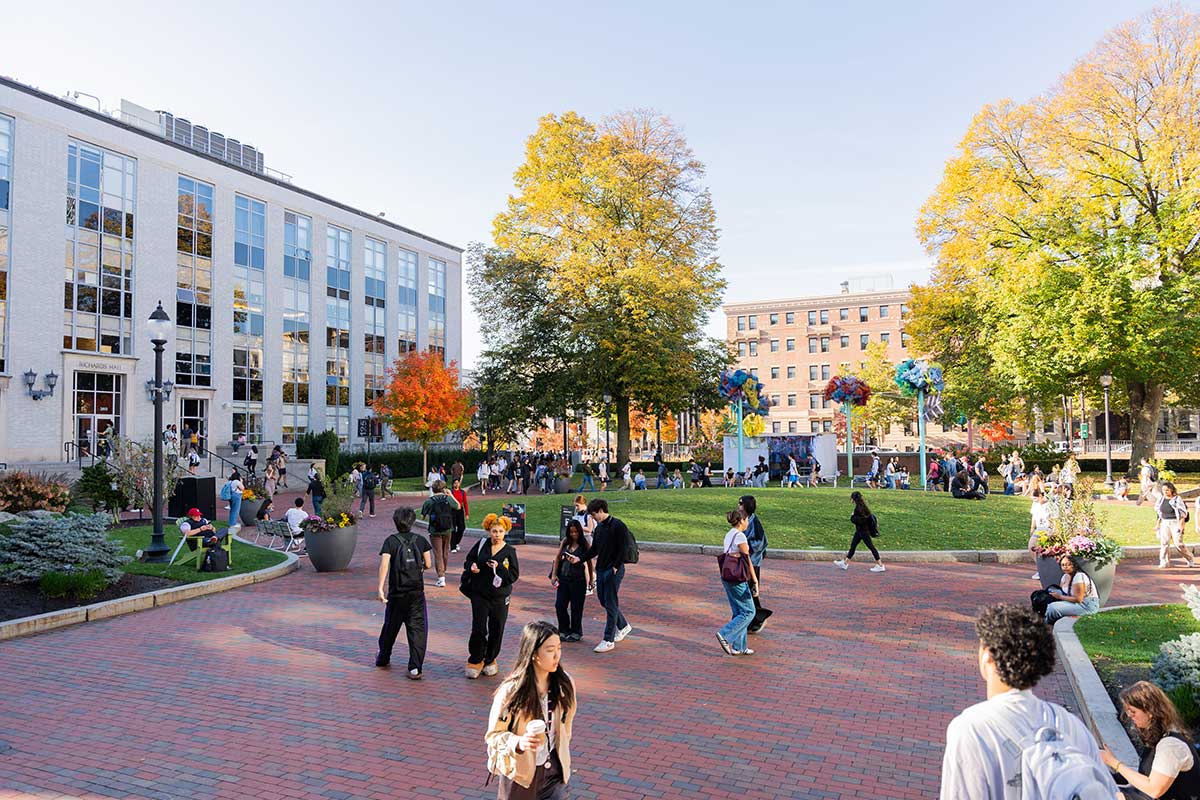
[180,507,222,549]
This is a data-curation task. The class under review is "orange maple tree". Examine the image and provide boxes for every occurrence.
[371,350,475,475]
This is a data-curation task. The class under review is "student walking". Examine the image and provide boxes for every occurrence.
[462,513,520,679]
[376,507,432,679]
[451,477,469,552]
[379,463,393,498]
[579,460,596,492]
[550,520,589,642]
[597,459,609,491]
[477,460,491,496]
[582,498,634,653]
[306,470,326,517]
[421,480,462,587]
[570,495,596,595]
[715,509,758,656]
[485,620,577,799]
[243,444,259,477]
[740,495,773,633]
[833,491,885,572]
[359,466,378,517]
[222,470,244,530]
[1156,481,1195,568]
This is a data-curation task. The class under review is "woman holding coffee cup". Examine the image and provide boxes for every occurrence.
[485,621,577,799]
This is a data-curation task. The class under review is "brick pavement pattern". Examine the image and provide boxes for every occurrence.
[0,489,1188,799]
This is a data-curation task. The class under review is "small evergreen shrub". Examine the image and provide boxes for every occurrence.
[0,471,71,513]
[1169,684,1200,727]
[1153,585,1200,692]
[0,513,128,584]
[72,463,130,521]
[39,568,110,600]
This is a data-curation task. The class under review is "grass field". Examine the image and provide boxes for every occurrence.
[470,486,1164,551]
[1075,604,1200,674]
[113,524,288,583]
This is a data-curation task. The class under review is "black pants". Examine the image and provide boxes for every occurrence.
[555,577,586,636]
[847,531,880,561]
[359,488,376,515]
[452,509,466,550]
[496,750,565,800]
[377,591,427,672]
[469,593,510,665]
[749,562,773,631]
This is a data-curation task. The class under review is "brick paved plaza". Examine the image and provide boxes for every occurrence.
[0,491,1185,799]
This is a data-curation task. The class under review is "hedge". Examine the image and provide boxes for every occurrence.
[337,448,487,479]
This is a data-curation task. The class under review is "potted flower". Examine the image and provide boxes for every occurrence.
[553,458,573,494]
[300,490,358,572]
[238,476,269,527]
[1031,478,1123,603]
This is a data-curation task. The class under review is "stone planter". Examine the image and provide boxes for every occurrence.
[239,498,265,527]
[1079,558,1117,606]
[306,524,358,572]
[1035,555,1064,589]
[554,477,572,494]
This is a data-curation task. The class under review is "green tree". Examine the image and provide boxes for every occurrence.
[479,110,727,466]
[914,7,1200,468]
[853,343,913,444]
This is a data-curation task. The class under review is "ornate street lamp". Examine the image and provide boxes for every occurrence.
[143,301,173,562]
[1099,371,1114,486]
[602,394,612,467]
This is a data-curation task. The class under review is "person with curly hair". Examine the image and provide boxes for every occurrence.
[939,603,1118,799]
[1101,680,1200,798]
[461,513,520,679]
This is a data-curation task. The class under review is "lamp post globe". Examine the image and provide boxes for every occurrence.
[144,300,174,562]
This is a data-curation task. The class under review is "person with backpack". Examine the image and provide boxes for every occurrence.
[243,444,258,477]
[833,491,885,573]
[939,603,1119,800]
[740,495,773,634]
[220,469,244,530]
[376,507,432,679]
[1100,680,1200,798]
[581,498,635,653]
[421,480,461,587]
[1139,457,1159,506]
[379,463,393,498]
[462,513,520,679]
[306,470,326,517]
[1156,481,1195,569]
[359,465,379,518]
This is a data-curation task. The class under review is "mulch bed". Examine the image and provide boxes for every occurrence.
[0,573,179,623]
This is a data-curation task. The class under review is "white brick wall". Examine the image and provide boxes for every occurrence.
[0,80,463,462]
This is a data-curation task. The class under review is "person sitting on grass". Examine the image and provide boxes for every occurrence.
[951,469,984,500]
[633,470,647,491]
[1101,680,1200,798]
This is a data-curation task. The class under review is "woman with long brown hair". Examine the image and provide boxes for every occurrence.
[1101,680,1200,799]
[485,621,577,799]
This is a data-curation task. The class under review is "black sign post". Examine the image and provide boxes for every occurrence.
[559,505,575,540]
[502,503,527,544]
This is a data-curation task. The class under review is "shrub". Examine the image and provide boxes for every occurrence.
[1169,684,1200,728]
[1153,585,1200,693]
[39,568,110,601]
[0,471,71,513]
[296,430,342,479]
[0,513,128,585]
[72,463,130,521]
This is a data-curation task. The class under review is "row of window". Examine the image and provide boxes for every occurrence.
[761,420,835,434]
[737,330,908,357]
[736,304,910,331]
[0,114,11,373]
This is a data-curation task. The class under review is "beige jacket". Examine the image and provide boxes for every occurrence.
[485,678,575,789]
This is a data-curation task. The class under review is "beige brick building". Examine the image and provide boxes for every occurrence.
[724,286,970,450]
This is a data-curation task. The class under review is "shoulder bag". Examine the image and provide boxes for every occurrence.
[459,539,483,598]
[717,540,752,583]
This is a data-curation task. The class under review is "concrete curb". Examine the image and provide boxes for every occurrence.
[417,521,1161,564]
[0,532,299,642]
[1053,606,1163,768]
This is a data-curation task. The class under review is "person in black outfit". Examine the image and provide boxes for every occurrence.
[1101,679,1200,799]
[376,507,432,679]
[951,469,984,500]
[462,513,520,679]
[740,495,773,633]
[833,491,885,572]
[582,498,632,652]
[550,519,589,642]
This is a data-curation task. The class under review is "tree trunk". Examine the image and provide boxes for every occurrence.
[1127,379,1163,476]
[422,444,428,479]
[616,395,631,468]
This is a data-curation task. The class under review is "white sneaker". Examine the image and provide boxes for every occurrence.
[465,665,481,679]
[870,564,886,573]
[1030,572,1040,580]
[593,640,615,653]
[1159,562,1170,569]
[482,662,498,676]
[834,559,848,570]
[614,624,632,642]
[435,577,446,587]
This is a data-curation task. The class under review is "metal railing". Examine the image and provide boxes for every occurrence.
[1080,439,1200,454]
[63,441,96,468]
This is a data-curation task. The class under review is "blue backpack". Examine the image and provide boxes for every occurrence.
[219,481,233,501]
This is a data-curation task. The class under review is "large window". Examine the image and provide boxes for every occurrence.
[428,258,446,359]
[398,249,418,353]
[0,114,10,211]
[232,348,263,441]
[63,140,136,354]
[364,237,387,407]
[0,114,11,372]
[326,225,352,441]
[175,176,213,386]
[282,211,312,444]
[232,195,265,440]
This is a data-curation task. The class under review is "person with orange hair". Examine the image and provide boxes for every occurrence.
[461,512,521,679]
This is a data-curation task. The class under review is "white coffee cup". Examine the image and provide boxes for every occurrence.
[525,719,546,744]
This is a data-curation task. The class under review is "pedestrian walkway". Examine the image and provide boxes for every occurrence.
[0,494,1184,799]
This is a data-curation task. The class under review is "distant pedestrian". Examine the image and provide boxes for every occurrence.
[477,460,491,496]
[451,477,469,553]
[551,520,588,642]
[579,459,595,492]
[462,513,520,679]
[376,507,431,679]
[223,469,244,530]
[833,491,885,572]
[264,461,279,498]
[379,463,393,497]
[421,480,461,587]
[306,470,326,517]
[715,508,758,657]
[1156,481,1194,568]
[740,495,773,633]
[276,449,289,488]
[620,460,633,491]
[485,620,577,799]
[582,498,634,653]
[656,459,668,489]
[359,465,378,517]
[597,459,609,492]
[350,463,363,497]
[243,444,258,476]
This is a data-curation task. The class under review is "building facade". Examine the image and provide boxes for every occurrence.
[0,77,462,462]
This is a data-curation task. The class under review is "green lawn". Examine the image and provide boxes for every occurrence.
[113,524,288,584]
[1075,604,1200,678]
[471,486,1161,551]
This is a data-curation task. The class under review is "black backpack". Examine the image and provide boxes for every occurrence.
[1148,464,1160,482]
[362,471,378,491]
[624,526,640,565]
[392,533,424,590]
[430,496,455,533]
[201,546,229,572]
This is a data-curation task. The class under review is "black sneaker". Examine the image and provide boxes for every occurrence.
[375,659,390,669]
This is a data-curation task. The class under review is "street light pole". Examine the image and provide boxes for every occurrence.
[144,301,173,562]
[1100,372,1113,486]
[603,394,612,470]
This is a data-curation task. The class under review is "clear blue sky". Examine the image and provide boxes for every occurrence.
[4,0,1169,366]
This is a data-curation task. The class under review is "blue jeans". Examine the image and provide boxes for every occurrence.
[596,565,628,642]
[581,474,595,491]
[1045,597,1100,623]
[312,495,324,516]
[719,580,756,652]
[229,494,242,528]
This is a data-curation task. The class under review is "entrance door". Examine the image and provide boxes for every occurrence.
[180,398,207,453]
[74,372,123,457]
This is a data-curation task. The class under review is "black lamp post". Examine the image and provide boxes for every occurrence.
[143,301,173,562]
[602,393,612,468]
[1100,371,1114,486]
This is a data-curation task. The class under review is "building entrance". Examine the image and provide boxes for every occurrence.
[73,372,123,457]
[180,397,208,455]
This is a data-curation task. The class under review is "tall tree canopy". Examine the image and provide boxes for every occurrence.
[913,6,1200,467]
[472,109,728,464]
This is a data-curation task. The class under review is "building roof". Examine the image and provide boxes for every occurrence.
[0,75,462,254]
[722,287,911,315]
